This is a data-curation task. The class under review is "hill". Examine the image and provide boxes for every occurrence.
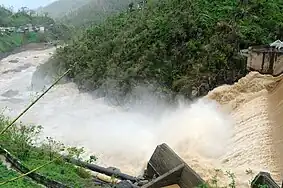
[0,6,72,53]
[37,0,140,27]
[61,0,142,27]
[53,0,283,101]
[0,6,54,27]
[36,0,91,19]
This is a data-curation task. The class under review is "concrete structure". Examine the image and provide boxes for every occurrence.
[241,45,283,76]
[0,25,44,34]
[39,26,45,33]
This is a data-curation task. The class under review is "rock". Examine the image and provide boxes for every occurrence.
[1,98,23,104]
[8,59,19,63]
[136,174,145,180]
[106,167,121,173]
[114,180,137,188]
[137,180,149,186]
[1,89,19,97]
[2,63,32,74]
[191,88,198,98]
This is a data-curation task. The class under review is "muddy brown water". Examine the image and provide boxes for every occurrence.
[1,48,283,187]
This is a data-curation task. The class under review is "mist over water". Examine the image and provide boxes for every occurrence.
[0,49,234,176]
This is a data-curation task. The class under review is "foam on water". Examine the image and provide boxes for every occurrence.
[1,48,283,187]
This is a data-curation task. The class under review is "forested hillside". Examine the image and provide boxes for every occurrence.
[36,0,92,19]
[0,6,72,53]
[0,7,54,27]
[61,0,142,27]
[53,0,283,101]
[38,0,142,27]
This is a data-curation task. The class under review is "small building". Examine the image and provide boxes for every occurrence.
[16,28,24,33]
[28,26,33,32]
[39,26,45,33]
[241,45,283,76]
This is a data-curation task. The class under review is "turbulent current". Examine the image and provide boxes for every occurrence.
[1,48,283,187]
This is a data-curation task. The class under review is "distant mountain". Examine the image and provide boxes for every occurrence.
[38,0,142,27]
[61,0,141,27]
[36,0,91,19]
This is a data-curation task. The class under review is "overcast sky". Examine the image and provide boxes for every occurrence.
[0,0,56,10]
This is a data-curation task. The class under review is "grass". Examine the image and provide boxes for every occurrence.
[0,115,100,187]
[0,32,44,53]
[0,162,40,188]
[197,168,270,188]
[0,33,22,53]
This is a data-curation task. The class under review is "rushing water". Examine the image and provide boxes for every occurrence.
[1,48,282,187]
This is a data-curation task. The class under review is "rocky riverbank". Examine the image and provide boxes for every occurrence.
[0,43,54,61]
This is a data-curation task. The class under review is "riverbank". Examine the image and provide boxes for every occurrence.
[0,162,39,187]
[0,46,257,187]
[0,47,104,187]
[0,115,102,187]
[0,43,55,61]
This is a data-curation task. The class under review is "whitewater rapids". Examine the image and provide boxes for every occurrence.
[1,48,283,187]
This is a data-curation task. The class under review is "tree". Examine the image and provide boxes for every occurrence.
[19,7,28,13]
[128,2,134,11]
[53,0,283,100]
[0,5,71,53]
[29,10,36,17]
[44,12,49,17]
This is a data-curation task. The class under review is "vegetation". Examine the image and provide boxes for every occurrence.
[0,115,99,187]
[0,0,281,186]
[0,113,268,188]
[0,163,38,187]
[61,0,142,28]
[38,0,142,28]
[0,116,268,187]
[53,0,283,101]
[197,169,269,188]
[0,6,54,27]
[0,6,72,53]
[36,0,92,19]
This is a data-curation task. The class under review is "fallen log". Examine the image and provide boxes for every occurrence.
[0,146,69,188]
[62,156,138,182]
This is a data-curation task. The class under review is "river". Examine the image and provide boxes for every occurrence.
[1,48,283,187]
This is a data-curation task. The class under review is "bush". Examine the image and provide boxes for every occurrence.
[54,0,283,100]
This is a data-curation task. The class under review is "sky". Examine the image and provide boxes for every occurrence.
[0,0,56,10]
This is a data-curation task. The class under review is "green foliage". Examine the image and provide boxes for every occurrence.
[0,32,44,53]
[0,33,21,52]
[75,167,92,179]
[55,0,283,99]
[0,6,72,53]
[0,163,40,187]
[0,115,98,187]
[197,169,268,188]
[37,0,92,19]
[0,7,55,27]
[61,0,142,28]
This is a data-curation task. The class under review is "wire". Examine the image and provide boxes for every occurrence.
[0,65,74,136]
[0,157,58,186]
